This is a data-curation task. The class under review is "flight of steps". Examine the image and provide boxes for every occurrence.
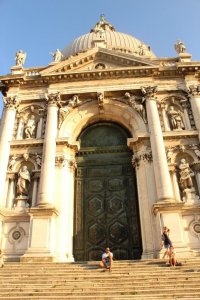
[0,258,200,299]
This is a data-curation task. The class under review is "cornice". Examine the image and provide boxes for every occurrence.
[162,130,198,140]
[0,208,30,221]
[153,202,200,215]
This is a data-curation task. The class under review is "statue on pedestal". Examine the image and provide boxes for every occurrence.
[24,114,36,138]
[179,158,194,191]
[51,49,63,62]
[167,106,184,130]
[174,40,186,54]
[15,50,26,66]
[16,166,31,197]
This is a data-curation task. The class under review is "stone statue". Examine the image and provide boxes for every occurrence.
[51,49,63,62]
[68,95,81,108]
[8,155,17,170]
[35,153,42,168]
[97,92,104,108]
[167,106,184,130]
[174,40,186,54]
[16,166,31,196]
[24,114,36,138]
[179,158,194,191]
[15,50,26,66]
[125,92,147,124]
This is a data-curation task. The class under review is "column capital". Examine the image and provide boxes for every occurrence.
[141,86,158,100]
[3,96,20,109]
[187,85,200,97]
[45,92,61,106]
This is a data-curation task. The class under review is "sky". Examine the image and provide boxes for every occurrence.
[0,0,200,115]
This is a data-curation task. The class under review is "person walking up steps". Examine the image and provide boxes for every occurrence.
[161,227,173,260]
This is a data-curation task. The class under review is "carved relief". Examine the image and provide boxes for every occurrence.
[55,155,77,171]
[141,86,157,99]
[132,149,152,168]
[45,92,61,105]
[124,92,147,123]
[3,96,20,109]
[187,85,200,97]
[97,92,104,110]
[8,152,42,172]
[58,95,82,129]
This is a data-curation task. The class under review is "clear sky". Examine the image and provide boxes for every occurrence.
[0,0,200,115]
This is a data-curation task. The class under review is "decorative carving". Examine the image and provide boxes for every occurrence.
[97,92,104,109]
[132,150,152,167]
[167,106,184,130]
[3,96,19,109]
[166,148,174,163]
[90,14,115,34]
[189,217,200,239]
[174,40,186,54]
[16,166,31,197]
[124,92,147,123]
[45,92,61,105]
[187,85,200,97]
[8,226,25,244]
[50,49,63,62]
[15,50,26,66]
[68,95,81,108]
[55,155,77,170]
[58,106,70,129]
[35,153,42,168]
[8,155,18,171]
[141,86,157,99]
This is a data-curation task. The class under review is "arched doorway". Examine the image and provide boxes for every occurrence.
[74,122,142,261]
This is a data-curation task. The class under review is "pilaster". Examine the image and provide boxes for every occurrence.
[187,85,200,140]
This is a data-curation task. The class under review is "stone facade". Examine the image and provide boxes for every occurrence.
[0,17,200,261]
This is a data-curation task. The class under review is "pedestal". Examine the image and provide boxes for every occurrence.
[14,196,29,212]
[183,188,199,204]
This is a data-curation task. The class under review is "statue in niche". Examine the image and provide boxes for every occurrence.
[124,92,147,124]
[15,50,26,66]
[179,158,194,191]
[50,49,63,62]
[24,114,36,138]
[167,106,184,130]
[16,166,31,197]
[174,40,186,54]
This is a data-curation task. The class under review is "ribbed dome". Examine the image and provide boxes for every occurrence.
[62,16,156,58]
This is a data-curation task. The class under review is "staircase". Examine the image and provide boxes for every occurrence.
[1,259,200,299]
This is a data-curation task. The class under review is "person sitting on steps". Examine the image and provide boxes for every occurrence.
[99,247,113,272]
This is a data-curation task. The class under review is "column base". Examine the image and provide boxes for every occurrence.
[21,249,56,262]
[141,250,155,259]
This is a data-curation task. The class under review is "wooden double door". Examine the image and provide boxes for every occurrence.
[74,123,142,261]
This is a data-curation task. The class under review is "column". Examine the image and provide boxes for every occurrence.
[16,117,24,139]
[160,103,170,131]
[6,175,15,209]
[170,168,181,202]
[187,85,200,140]
[55,152,77,262]
[31,173,39,207]
[181,102,191,130]
[142,86,174,202]
[37,93,60,207]
[36,112,43,138]
[0,96,19,206]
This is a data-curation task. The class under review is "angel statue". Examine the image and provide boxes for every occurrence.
[15,50,26,66]
[174,40,186,54]
[50,49,63,62]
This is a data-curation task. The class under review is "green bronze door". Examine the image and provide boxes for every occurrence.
[74,123,142,261]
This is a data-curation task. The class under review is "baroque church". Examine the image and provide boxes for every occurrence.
[0,16,200,262]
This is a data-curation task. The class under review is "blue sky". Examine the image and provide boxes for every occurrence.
[0,0,200,115]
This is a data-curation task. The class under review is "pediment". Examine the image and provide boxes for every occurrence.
[40,48,157,76]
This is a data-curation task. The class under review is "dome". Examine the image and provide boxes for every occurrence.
[62,15,156,58]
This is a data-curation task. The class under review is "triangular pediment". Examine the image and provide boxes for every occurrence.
[40,48,157,76]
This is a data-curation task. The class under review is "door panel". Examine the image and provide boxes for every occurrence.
[74,123,142,261]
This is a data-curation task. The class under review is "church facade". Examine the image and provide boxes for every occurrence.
[0,16,200,262]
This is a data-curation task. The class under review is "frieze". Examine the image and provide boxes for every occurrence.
[132,149,152,167]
